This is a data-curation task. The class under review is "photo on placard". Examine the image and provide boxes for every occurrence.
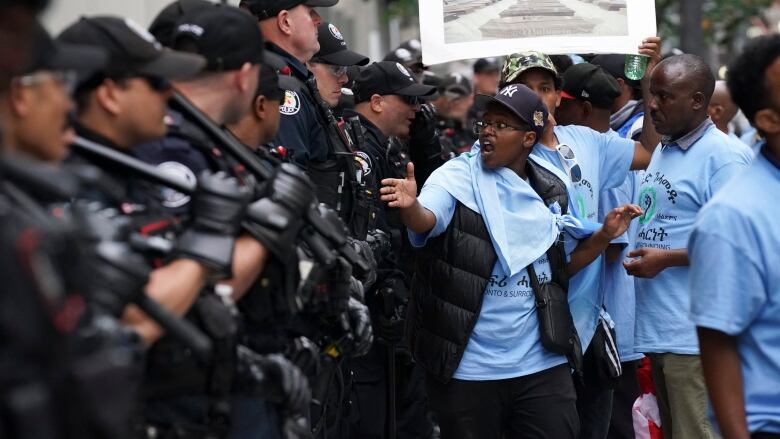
[421,0,654,65]
[443,0,628,44]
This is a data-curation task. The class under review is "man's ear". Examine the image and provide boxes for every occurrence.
[708,103,723,121]
[369,94,383,113]
[755,108,780,136]
[95,79,122,116]
[691,91,706,111]
[253,95,267,120]
[554,89,562,108]
[523,131,537,148]
[582,100,593,119]
[277,10,293,36]
[7,80,31,117]
[237,62,254,92]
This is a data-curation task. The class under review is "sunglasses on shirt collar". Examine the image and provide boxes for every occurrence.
[556,143,582,183]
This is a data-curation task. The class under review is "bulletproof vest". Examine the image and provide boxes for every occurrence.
[288,74,372,240]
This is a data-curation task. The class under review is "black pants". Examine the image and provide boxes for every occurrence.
[607,360,640,439]
[753,434,780,439]
[426,364,579,439]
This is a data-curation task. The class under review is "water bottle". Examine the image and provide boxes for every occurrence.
[624,54,648,80]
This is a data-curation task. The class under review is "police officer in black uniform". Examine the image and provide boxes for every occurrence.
[0,18,155,439]
[344,61,440,439]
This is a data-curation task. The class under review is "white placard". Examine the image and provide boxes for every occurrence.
[420,0,657,65]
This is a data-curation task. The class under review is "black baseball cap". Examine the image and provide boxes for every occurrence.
[560,62,621,110]
[256,63,283,101]
[476,84,549,138]
[241,0,338,20]
[474,58,499,74]
[591,54,640,87]
[312,22,368,67]
[172,5,264,72]
[23,22,107,76]
[58,16,205,80]
[352,61,436,103]
[383,39,424,69]
[444,72,472,98]
[148,0,213,47]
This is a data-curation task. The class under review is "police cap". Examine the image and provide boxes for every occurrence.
[172,4,264,72]
[148,0,212,47]
[23,21,107,76]
[352,61,436,103]
[241,0,338,20]
[312,22,368,67]
[58,16,205,80]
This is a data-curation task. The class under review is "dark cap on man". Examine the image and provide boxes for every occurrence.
[591,54,640,87]
[476,84,548,138]
[312,22,368,66]
[172,4,264,72]
[352,61,436,103]
[474,58,499,74]
[148,0,212,47]
[23,22,107,76]
[241,0,338,20]
[560,62,621,110]
[58,15,205,80]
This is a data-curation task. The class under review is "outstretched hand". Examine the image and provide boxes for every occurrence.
[602,204,643,240]
[380,162,418,209]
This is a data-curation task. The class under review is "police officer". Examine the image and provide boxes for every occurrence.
[345,61,439,439]
[240,0,337,166]
[0,20,151,439]
[383,39,426,82]
[308,21,368,109]
[435,72,476,156]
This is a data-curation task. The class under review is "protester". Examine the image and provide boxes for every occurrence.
[381,83,642,439]
[690,33,780,439]
[626,54,753,439]
[491,42,662,378]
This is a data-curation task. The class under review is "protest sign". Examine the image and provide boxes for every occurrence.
[420,0,656,65]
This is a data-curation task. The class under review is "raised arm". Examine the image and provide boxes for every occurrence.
[380,162,437,234]
[632,36,664,170]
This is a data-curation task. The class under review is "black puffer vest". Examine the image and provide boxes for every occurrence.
[407,159,569,382]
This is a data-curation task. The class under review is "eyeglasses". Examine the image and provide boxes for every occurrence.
[142,75,172,92]
[310,60,349,77]
[472,120,527,136]
[16,70,78,96]
[398,95,423,106]
[556,143,582,183]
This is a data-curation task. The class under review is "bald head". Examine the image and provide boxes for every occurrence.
[708,80,738,133]
[649,54,716,138]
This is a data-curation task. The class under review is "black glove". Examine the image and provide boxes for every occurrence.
[176,171,251,278]
[284,336,321,378]
[348,297,373,357]
[244,163,315,262]
[375,315,405,344]
[237,347,312,414]
[92,241,151,317]
[347,237,377,291]
[409,104,442,158]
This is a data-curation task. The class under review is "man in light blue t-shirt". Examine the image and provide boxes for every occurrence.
[625,54,752,439]
[690,35,780,439]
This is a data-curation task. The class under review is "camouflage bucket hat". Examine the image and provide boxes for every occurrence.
[501,51,559,85]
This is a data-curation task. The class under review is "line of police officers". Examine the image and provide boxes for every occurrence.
[0,0,453,438]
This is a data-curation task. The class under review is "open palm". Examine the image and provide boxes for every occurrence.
[380,162,417,209]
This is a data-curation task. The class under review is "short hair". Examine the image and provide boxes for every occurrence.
[549,55,573,76]
[656,54,715,103]
[727,34,780,124]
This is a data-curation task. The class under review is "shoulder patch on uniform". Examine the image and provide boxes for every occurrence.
[156,161,196,208]
[354,151,373,179]
[280,90,301,116]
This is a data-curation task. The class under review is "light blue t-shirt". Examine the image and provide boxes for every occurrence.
[531,125,635,350]
[599,167,645,360]
[409,184,568,381]
[633,121,752,354]
[689,148,780,434]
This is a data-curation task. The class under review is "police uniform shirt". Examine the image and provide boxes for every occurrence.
[267,42,330,167]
